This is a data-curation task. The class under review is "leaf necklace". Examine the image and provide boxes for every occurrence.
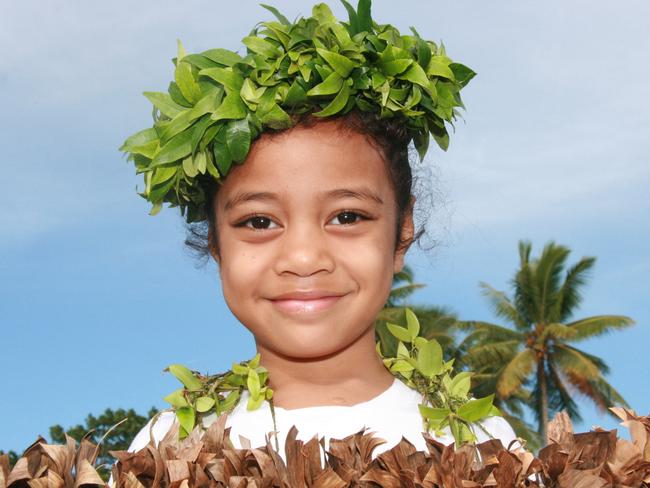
[164,308,499,448]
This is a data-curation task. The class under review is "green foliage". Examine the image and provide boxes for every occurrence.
[165,307,494,448]
[49,407,159,479]
[163,355,273,440]
[120,0,475,223]
[460,240,635,444]
[378,312,498,446]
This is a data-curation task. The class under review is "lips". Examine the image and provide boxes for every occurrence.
[267,290,347,314]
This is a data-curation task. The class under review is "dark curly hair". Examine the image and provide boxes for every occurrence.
[184,109,435,266]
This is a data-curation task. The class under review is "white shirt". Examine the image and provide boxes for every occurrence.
[127,378,518,457]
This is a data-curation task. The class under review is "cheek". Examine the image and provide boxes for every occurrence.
[335,229,396,297]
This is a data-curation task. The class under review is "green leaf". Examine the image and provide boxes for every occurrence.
[143,92,185,118]
[260,103,292,129]
[449,371,473,398]
[205,150,221,179]
[176,406,195,434]
[405,308,420,340]
[120,128,158,152]
[152,130,193,166]
[199,67,244,91]
[378,59,412,76]
[390,359,415,373]
[182,54,220,70]
[418,404,450,420]
[242,36,281,58]
[175,41,202,104]
[427,56,455,79]
[167,364,203,391]
[163,388,189,408]
[149,202,162,216]
[430,125,449,151]
[213,125,233,175]
[312,3,336,24]
[284,80,308,105]
[240,78,266,104]
[339,0,358,34]
[356,0,372,32]
[168,81,192,107]
[416,339,443,377]
[225,118,251,162]
[398,63,431,90]
[449,63,476,87]
[312,82,350,117]
[457,395,495,423]
[201,48,244,67]
[396,341,410,359]
[195,396,216,413]
[306,72,344,96]
[247,394,265,410]
[260,4,290,25]
[182,155,198,177]
[414,35,432,69]
[316,48,356,77]
[248,354,261,368]
[247,370,261,399]
[211,91,247,122]
[194,150,207,174]
[221,390,240,412]
[386,322,412,343]
[232,363,249,375]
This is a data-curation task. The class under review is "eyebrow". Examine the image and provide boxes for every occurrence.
[223,187,384,211]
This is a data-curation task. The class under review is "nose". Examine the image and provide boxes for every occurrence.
[272,219,335,277]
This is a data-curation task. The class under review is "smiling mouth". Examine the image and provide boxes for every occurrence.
[268,295,346,314]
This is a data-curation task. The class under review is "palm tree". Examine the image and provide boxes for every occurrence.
[461,240,634,443]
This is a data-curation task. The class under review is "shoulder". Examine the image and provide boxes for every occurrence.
[127,410,177,452]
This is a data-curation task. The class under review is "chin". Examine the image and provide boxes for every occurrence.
[267,332,354,361]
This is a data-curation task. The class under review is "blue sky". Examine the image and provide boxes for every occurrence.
[1,0,648,452]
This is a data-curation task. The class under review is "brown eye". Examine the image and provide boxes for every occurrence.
[328,211,365,225]
[237,215,278,230]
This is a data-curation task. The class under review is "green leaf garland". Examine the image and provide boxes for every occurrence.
[163,308,498,447]
[119,0,476,223]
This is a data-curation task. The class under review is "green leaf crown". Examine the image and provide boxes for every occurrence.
[119,0,476,223]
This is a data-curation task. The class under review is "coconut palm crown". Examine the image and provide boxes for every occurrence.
[460,240,635,444]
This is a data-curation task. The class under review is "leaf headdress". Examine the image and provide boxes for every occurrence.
[119,0,475,222]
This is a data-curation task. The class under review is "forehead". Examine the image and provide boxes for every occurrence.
[216,121,394,207]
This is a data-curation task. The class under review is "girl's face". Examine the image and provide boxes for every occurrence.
[213,120,413,359]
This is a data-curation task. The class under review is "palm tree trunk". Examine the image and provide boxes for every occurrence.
[537,359,549,445]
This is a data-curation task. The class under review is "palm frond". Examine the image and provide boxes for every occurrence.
[392,265,414,286]
[554,256,596,322]
[551,343,600,381]
[563,346,611,375]
[518,240,532,267]
[565,315,635,342]
[386,283,426,305]
[546,362,582,422]
[534,242,570,323]
[513,260,538,329]
[538,323,577,342]
[496,348,536,398]
[586,375,630,410]
[478,282,527,329]
[465,340,520,369]
[457,321,524,341]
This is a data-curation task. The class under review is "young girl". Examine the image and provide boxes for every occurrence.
[121,0,518,462]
